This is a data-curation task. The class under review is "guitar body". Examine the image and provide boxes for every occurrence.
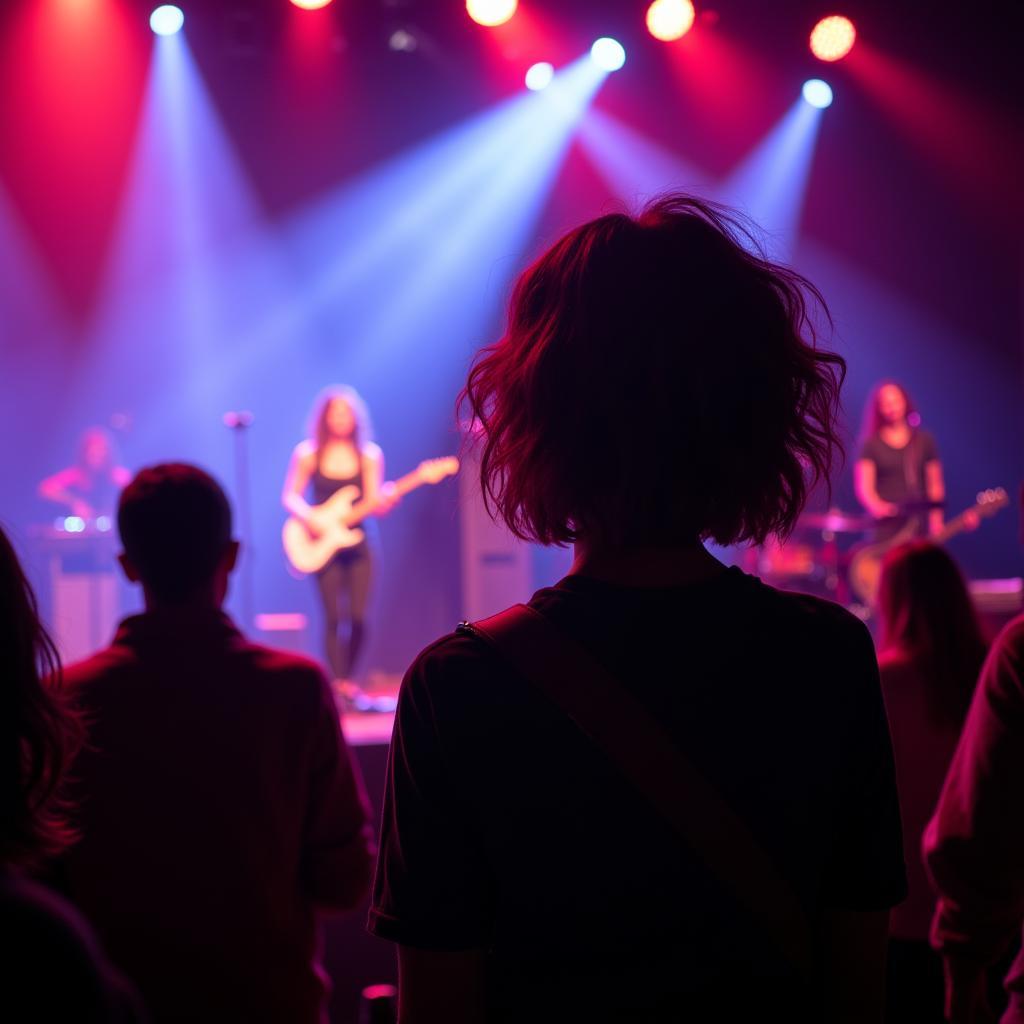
[848,488,1009,606]
[848,521,921,605]
[282,455,461,575]
[282,486,366,575]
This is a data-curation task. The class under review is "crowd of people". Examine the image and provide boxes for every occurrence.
[4,193,1023,1023]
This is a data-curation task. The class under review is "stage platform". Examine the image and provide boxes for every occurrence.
[341,709,396,748]
[324,708,397,1024]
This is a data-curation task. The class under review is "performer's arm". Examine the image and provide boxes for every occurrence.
[853,459,899,520]
[352,444,398,517]
[925,459,945,537]
[282,442,317,523]
[39,468,93,518]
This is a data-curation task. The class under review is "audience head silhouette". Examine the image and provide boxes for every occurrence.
[0,526,80,869]
[461,193,846,548]
[117,463,238,607]
[878,539,986,728]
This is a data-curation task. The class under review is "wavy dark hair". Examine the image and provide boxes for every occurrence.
[878,541,987,729]
[0,526,82,868]
[460,194,846,546]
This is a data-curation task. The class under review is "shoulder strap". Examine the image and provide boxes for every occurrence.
[466,603,814,978]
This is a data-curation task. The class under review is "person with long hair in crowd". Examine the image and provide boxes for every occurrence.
[0,525,143,1020]
[282,387,395,701]
[368,194,907,1023]
[875,541,988,1021]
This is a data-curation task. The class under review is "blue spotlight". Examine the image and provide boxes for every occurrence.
[150,5,184,36]
[525,62,554,91]
[590,37,626,72]
[802,78,833,109]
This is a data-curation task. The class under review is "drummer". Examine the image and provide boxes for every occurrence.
[39,427,132,523]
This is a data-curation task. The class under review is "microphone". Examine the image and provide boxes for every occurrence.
[223,411,254,429]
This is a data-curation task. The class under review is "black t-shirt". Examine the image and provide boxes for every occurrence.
[369,568,906,1021]
[858,430,939,508]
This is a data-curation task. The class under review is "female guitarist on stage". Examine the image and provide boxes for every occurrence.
[854,381,945,542]
[282,386,396,690]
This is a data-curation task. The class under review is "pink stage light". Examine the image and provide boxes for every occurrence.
[646,0,696,43]
[810,15,856,62]
[290,0,334,9]
[466,0,518,28]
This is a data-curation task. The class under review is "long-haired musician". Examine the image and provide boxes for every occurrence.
[282,386,394,687]
[854,381,945,542]
[39,426,131,521]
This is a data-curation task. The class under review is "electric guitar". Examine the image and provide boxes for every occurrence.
[848,488,1009,605]
[283,456,460,574]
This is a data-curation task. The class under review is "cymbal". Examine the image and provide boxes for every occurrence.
[797,510,874,533]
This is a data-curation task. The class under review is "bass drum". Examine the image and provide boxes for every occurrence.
[748,537,836,600]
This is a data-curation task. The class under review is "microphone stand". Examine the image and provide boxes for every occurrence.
[223,411,255,631]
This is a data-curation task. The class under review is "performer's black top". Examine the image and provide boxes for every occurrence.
[859,429,939,540]
[311,454,375,554]
[311,459,363,506]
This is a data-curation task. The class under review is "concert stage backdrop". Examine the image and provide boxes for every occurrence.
[1,0,1021,678]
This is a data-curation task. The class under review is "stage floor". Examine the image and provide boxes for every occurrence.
[341,710,395,747]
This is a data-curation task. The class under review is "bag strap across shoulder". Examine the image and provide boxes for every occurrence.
[463,602,814,979]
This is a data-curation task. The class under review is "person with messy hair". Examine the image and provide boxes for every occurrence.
[369,195,906,1023]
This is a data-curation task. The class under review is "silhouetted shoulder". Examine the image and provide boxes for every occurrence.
[62,645,136,692]
[751,578,873,650]
[233,640,334,702]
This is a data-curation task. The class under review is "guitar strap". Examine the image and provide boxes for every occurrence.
[464,604,815,980]
[902,430,922,496]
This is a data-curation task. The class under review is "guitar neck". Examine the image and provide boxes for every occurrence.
[346,470,427,527]
[936,510,974,546]
[391,469,429,500]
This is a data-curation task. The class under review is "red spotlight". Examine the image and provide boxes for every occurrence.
[290,0,334,9]
[646,0,696,42]
[810,15,856,62]
[466,0,518,28]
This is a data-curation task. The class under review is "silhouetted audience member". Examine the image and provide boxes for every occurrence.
[875,541,988,1021]
[61,464,375,1023]
[925,612,1024,1024]
[369,195,907,1022]
[0,525,144,1021]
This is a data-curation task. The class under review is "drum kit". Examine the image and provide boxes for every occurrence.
[745,509,876,607]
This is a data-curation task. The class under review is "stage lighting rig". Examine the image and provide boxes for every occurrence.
[466,0,518,28]
[802,78,834,108]
[590,38,626,72]
[646,0,696,42]
[810,15,856,62]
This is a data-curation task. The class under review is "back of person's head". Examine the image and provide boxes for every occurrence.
[118,464,233,604]
[460,193,845,547]
[0,526,80,869]
[878,540,987,728]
